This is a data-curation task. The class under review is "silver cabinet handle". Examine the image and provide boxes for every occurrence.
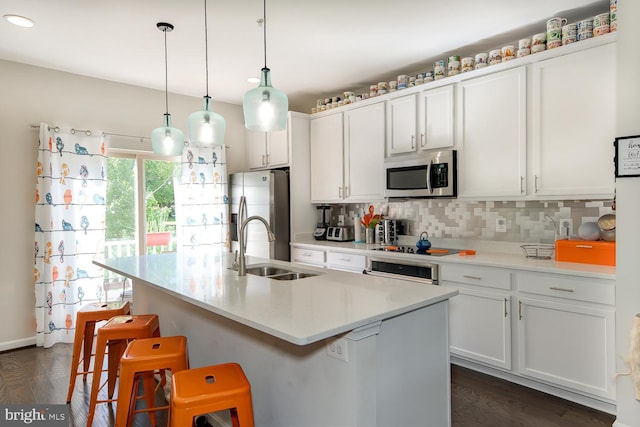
[411,135,415,149]
[504,298,508,317]
[520,176,524,194]
[265,153,270,165]
[262,154,266,165]
[463,275,482,280]
[534,175,539,193]
[303,252,312,257]
[339,257,351,262]
[344,186,349,198]
[519,300,523,320]
[576,245,594,249]
[549,287,575,293]
[338,186,342,198]
[420,133,425,147]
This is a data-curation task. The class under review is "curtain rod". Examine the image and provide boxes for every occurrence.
[29,123,150,141]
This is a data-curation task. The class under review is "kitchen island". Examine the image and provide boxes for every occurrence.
[95,250,458,427]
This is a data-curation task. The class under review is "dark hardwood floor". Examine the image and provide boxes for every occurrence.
[0,344,616,426]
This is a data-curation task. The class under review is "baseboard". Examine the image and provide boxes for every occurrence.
[0,336,36,352]
[613,421,630,427]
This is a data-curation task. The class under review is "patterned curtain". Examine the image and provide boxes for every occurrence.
[175,143,229,253]
[34,124,109,348]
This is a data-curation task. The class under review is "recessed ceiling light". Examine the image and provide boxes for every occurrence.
[247,77,260,83]
[3,14,35,28]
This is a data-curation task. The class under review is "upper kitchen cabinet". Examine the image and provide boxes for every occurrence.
[387,94,417,155]
[344,102,386,201]
[386,84,454,156]
[310,112,344,201]
[530,42,616,199]
[246,126,289,170]
[310,102,385,203]
[457,67,527,199]
[418,85,455,151]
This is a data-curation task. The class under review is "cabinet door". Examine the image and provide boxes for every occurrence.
[246,131,268,169]
[267,128,289,167]
[310,113,344,202]
[531,43,616,198]
[419,85,455,150]
[517,297,615,399]
[345,102,386,201]
[449,287,511,369]
[457,67,527,198]
[387,94,417,155]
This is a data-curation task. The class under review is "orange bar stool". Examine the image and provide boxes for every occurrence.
[86,314,161,427]
[66,300,131,403]
[116,335,189,427]
[170,363,255,427]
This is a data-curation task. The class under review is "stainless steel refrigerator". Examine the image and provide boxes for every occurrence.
[229,170,290,261]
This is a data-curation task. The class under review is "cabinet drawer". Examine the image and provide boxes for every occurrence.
[439,264,511,290]
[518,272,614,305]
[555,240,615,266]
[291,247,325,266]
[326,252,366,271]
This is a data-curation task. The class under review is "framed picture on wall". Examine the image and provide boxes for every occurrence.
[614,135,640,178]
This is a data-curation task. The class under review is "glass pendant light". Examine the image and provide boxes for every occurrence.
[151,22,185,156]
[243,0,288,132]
[188,0,226,147]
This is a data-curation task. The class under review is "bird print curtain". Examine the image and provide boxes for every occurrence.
[175,143,229,254]
[34,124,109,348]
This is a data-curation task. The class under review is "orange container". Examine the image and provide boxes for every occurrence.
[555,240,616,266]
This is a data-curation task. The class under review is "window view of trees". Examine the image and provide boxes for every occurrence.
[105,156,180,254]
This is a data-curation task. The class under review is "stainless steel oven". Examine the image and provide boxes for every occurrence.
[364,256,439,285]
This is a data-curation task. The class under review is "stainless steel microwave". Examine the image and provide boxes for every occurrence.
[384,149,457,198]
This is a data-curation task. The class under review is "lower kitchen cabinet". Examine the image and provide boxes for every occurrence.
[291,246,325,267]
[326,251,366,273]
[516,271,616,401]
[517,297,615,400]
[441,264,512,370]
[448,287,511,369]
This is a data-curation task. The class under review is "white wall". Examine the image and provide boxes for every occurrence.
[0,59,245,349]
[614,1,640,426]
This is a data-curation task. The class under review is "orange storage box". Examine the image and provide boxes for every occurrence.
[555,240,616,266]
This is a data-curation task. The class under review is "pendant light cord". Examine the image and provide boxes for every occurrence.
[263,0,267,68]
[163,26,169,115]
[204,0,210,97]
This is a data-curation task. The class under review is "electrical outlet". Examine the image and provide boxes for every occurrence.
[496,217,507,233]
[326,338,349,362]
[560,218,573,237]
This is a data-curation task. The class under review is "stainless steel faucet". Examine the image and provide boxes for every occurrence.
[237,215,276,276]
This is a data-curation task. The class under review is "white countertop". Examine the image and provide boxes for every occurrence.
[292,236,616,280]
[94,251,457,346]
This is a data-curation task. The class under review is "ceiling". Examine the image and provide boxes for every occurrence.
[1,0,608,113]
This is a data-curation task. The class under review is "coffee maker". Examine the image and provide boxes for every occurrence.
[313,205,332,240]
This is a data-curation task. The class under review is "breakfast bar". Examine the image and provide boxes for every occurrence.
[95,250,458,427]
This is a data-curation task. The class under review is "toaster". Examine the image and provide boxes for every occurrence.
[326,227,353,241]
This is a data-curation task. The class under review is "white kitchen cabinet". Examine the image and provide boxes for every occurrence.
[291,246,325,267]
[440,264,512,370]
[517,272,616,400]
[530,42,616,198]
[326,251,366,273]
[386,94,417,155]
[246,128,288,170]
[456,67,527,199]
[310,112,344,202]
[418,84,455,150]
[344,102,386,201]
[386,85,454,156]
[310,103,385,203]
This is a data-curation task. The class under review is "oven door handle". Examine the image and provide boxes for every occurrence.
[363,269,436,285]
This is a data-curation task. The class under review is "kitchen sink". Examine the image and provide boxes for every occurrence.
[245,264,320,280]
[269,272,318,281]
[246,265,291,277]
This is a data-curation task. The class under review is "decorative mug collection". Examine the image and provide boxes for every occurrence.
[312,2,617,114]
